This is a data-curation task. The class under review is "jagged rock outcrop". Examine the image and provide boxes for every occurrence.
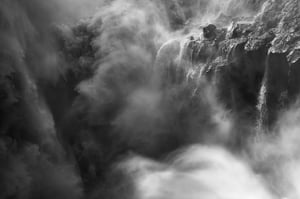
[159,0,300,132]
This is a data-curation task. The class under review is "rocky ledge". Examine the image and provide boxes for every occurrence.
[174,0,300,130]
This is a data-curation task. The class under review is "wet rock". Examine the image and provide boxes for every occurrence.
[189,0,300,131]
[260,53,290,128]
[227,21,253,39]
[244,30,275,51]
[203,24,217,40]
[187,39,218,64]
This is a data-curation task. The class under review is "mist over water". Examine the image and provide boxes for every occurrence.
[1,0,300,199]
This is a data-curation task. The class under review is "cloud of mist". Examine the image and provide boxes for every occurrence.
[250,101,300,198]
[2,0,300,199]
[167,0,267,27]
[119,146,272,199]
[113,101,300,199]
[59,2,237,196]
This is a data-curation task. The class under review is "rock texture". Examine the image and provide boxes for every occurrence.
[175,0,300,130]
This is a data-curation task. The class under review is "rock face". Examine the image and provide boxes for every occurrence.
[157,0,300,132]
[227,0,300,129]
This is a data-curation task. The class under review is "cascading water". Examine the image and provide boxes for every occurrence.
[256,76,268,136]
[2,0,300,199]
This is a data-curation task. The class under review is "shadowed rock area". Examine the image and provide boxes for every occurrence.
[157,0,300,133]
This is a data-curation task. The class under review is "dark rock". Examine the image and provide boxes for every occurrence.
[203,24,217,40]
[227,21,253,39]
[179,0,300,131]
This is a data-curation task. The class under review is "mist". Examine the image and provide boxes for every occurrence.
[1,0,300,199]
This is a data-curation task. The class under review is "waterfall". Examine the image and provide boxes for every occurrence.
[2,0,300,199]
